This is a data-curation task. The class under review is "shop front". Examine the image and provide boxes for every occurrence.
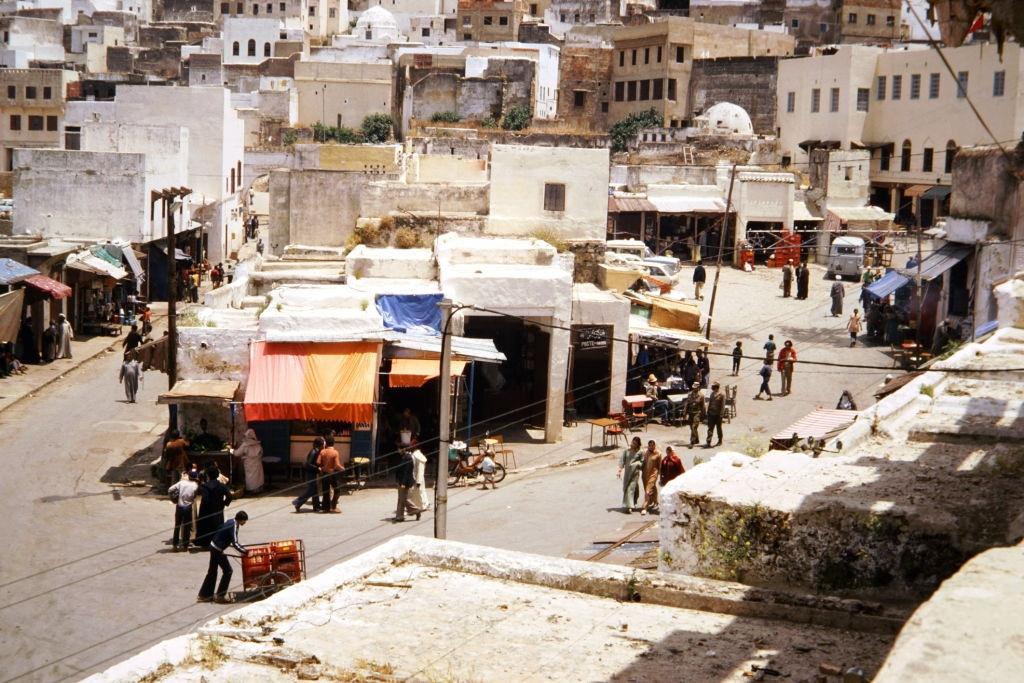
[243,340,381,482]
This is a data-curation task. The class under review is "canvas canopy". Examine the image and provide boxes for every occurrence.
[388,358,467,388]
[158,380,240,405]
[376,293,442,335]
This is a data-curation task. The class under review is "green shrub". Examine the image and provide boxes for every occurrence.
[281,130,298,146]
[480,116,498,129]
[609,108,663,152]
[361,113,394,143]
[430,111,460,123]
[501,105,531,131]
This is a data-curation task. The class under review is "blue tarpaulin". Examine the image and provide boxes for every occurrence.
[376,294,443,335]
[865,270,910,299]
[0,258,39,285]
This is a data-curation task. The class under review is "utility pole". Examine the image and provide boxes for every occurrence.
[914,228,923,366]
[704,163,737,341]
[161,186,192,430]
[434,298,454,540]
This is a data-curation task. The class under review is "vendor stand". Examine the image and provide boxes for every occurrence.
[158,379,242,482]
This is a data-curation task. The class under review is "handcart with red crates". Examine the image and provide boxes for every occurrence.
[239,539,306,600]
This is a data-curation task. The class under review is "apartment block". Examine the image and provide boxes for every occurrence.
[0,68,79,171]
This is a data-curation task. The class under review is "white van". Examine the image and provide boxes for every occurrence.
[827,236,865,280]
[606,239,681,279]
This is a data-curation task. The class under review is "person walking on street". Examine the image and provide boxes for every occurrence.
[781,260,794,298]
[777,340,797,396]
[660,446,685,488]
[684,383,706,448]
[118,356,143,403]
[830,276,846,317]
[122,323,143,357]
[705,382,725,448]
[731,341,743,376]
[168,470,199,551]
[695,348,710,388]
[55,314,73,359]
[763,334,777,364]
[755,360,773,400]
[847,309,863,347]
[292,436,324,512]
[796,262,810,300]
[316,434,344,512]
[692,260,706,300]
[641,440,662,515]
[394,446,422,521]
[189,271,200,304]
[195,466,232,548]
[617,437,643,513]
[42,320,57,362]
[409,442,430,514]
[198,511,248,604]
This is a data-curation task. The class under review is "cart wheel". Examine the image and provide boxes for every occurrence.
[257,571,294,599]
[492,464,507,484]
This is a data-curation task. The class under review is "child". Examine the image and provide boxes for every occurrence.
[478,447,497,490]
[731,341,742,376]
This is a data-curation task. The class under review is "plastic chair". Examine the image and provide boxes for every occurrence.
[604,413,627,448]
[622,399,647,432]
[493,435,517,470]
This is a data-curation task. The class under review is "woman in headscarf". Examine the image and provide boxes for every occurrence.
[234,429,265,494]
[660,446,685,488]
[830,275,846,317]
[408,440,430,515]
[641,440,662,515]
[617,437,644,514]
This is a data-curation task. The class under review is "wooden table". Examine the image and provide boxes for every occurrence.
[623,394,652,408]
[587,417,620,448]
[666,394,686,424]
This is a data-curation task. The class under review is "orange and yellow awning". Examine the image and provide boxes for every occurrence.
[244,340,381,423]
[388,358,467,388]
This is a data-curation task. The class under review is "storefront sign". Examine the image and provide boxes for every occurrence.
[573,325,611,351]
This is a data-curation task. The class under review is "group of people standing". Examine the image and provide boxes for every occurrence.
[291,433,345,514]
[779,260,812,300]
[617,437,685,514]
[166,463,235,553]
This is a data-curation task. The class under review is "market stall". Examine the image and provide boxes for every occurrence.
[158,379,241,480]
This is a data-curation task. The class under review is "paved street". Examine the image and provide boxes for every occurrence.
[0,264,895,682]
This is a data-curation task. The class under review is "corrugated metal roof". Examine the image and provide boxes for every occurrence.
[772,408,857,443]
[899,244,971,281]
[647,194,727,214]
[0,258,39,285]
[865,270,910,299]
[608,196,657,213]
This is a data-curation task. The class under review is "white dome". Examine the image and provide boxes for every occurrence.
[703,102,753,136]
[355,6,399,40]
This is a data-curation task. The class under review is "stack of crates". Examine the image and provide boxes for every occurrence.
[270,540,303,583]
[241,542,274,589]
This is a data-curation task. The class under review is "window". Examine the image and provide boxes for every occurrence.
[929,72,940,98]
[618,51,624,67]
[956,71,968,98]
[866,14,876,26]
[994,70,1006,97]
[230,168,235,194]
[462,15,470,25]
[252,3,258,13]
[848,12,857,23]
[46,115,57,131]
[88,31,97,38]
[667,78,676,100]
[530,4,537,15]
[844,166,854,181]
[830,87,839,112]
[891,74,902,100]
[328,7,335,16]
[907,73,920,99]
[901,140,911,172]
[28,115,43,131]
[880,144,891,171]
[9,115,20,131]
[786,91,795,113]
[601,102,608,113]
[25,86,36,99]
[544,183,565,211]
[573,13,579,22]
[308,5,314,15]
[652,78,663,99]
[820,22,828,33]
[279,1,284,8]
[573,90,585,108]
[232,41,240,55]
[791,18,799,28]
[675,46,684,63]
[6,85,14,99]
[631,49,636,65]
[614,81,624,101]
[482,15,492,25]
[945,140,958,173]
[877,75,886,100]
[263,42,271,56]
[42,85,52,99]
[886,15,895,27]
[559,13,565,21]
[644,47,649,64]
[656,46,661,62]
[236,2,242,11]
[421,27,430,36]
[220,2,228,13]
[639,79,650,100]
[500,15,508,25]
[266,2,271,11]
[247,39,256,56]
[463,33,471,40]
[627,80,637,101]
[810,88,820,112]
[856,87,869,111]
[922,147,934,172]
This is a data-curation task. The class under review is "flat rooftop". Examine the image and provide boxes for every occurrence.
[86,538,897,682]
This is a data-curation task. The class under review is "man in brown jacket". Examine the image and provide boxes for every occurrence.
[705,382,725,448]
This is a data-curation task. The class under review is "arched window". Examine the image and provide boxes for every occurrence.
[900,139,912,172]
[232,41,239,56]
[252,3,258,14]
[945,139,959,174]
[263,42,271,57]
[247,39,256,56]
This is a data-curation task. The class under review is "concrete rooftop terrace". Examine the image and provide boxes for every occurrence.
[85,537,898,683]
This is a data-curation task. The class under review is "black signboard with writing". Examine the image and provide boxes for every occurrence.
[573,325,611,351]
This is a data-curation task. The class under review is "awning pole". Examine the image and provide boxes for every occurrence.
[434,298,454,540]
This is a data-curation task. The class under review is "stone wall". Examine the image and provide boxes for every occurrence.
[688,56,779,136]
[360,180,489,217]
[269,168,366,253]
[556,44,613,132]
[565,240,605,284]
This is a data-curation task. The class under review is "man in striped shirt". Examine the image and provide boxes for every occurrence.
[198,511,248,603]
